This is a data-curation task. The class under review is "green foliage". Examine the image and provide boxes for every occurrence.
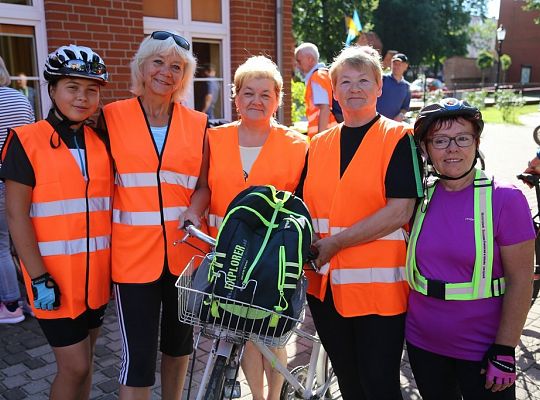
[291,80,306,123]
[292,0,378,63]
[499,54,511,72]
[463,90,488,110]
[494,90,525,123]
[373,0,483,70]
[476,50,494,85]
[522,0,540,24]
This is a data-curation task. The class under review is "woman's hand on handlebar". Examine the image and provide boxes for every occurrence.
[311,236,342,275]
[178,208,201,229]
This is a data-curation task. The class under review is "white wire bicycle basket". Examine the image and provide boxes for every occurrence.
[176,254,305,348]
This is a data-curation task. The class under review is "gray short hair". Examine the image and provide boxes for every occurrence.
[329,45,382,88]
[130,32,196,103]
[294,43,319,62]
[0,56,11,87]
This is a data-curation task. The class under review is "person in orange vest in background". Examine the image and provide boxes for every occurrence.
[1,45,113,400]
[298,45,423,399]
[102,31,209,400]
[294,42,338,139]
[208,55,308,400]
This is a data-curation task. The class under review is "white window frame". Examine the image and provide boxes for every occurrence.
[143,0,231,120]
[0,0,49,118]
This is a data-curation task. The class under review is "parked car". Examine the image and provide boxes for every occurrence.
[410,78,448,98]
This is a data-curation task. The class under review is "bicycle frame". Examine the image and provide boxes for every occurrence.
[176,224,336,400]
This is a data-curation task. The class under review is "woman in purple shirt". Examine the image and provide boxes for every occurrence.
[405,98,535,400]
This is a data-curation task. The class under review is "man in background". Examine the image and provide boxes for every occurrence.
[377,53,411,121]
[15,73,35,112]
[195,64,219,120]
[295,43,337,138]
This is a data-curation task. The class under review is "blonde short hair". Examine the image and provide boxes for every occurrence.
[329,45,382,88]
[130,32,196,103]
[0,56,11,87]
[232,55,283,106]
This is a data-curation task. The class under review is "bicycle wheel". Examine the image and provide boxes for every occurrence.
[203,355,227,400]
[280,365,311,400]
[534,125,540,146]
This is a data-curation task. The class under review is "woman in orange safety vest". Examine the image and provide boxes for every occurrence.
[102,31,209,400]
[1,45,112,400]
[208,56,307,400]
[300,45,423,399]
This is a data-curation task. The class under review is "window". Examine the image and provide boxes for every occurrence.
[143,0,176,19]
[191,0,221,23]
[521,65,531,85]
[0,0,32,4]
[193,40,224,120]
[0,24,41,118]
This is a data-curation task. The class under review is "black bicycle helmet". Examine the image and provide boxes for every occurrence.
[414,98,483,143]
[44,44,108,85]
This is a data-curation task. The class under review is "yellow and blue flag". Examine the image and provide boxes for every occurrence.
[345,9,362,46]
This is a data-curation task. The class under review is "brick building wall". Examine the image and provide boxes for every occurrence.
[499,0,540,84]
[43,0,293,124]
[44,0,144,105]
[230,0,293,125]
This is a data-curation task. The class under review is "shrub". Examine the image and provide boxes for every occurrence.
[463,90,488,110]
[494,90,525,123]
[291,80,306,123]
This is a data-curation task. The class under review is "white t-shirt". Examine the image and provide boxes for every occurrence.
[239,145,262,179]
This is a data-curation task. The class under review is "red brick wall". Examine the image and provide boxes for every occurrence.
[499,0,540,84]
[44,0,144,104]
[230,0,293,125]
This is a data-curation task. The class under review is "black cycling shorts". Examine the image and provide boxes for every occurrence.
[37,304,107,348]
[114,269,193,387]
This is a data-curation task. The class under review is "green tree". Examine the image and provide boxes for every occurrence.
[499,54,512,83]
[476,50,494,85]
[523,0,540,24]
[373,0,488,72]
[292,0,378,63]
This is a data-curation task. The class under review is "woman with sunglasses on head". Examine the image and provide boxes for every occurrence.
[0,45,113,400]
[406,98,535,400]
[207,55,308,400]
[102,31,208,400]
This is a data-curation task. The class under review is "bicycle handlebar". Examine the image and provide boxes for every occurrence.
[174,221,216,247]
[517,173,540,187]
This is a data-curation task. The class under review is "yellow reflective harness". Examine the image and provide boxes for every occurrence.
[406,169,505,300]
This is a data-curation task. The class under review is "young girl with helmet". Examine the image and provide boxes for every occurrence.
[0,44,113,400]
[406,98,535,399]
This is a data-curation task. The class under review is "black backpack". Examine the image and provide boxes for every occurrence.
[192,185,312,338]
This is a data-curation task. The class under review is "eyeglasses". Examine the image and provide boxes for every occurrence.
[428,134,476,149]
[151,31,190,51]
[62,59,107,75]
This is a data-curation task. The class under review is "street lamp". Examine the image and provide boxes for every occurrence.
[495,25,506,91]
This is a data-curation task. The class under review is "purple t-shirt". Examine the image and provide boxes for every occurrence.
[406,179,535,361]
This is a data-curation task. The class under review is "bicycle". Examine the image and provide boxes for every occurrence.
[532,125,540,146]
[175,224,338,400]
[516,173,540,305]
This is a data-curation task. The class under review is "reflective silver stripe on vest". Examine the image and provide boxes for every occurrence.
[38,235,111,256]
[115,171,197,190]
[312,218,329,234]
[208,214,224,228]
[113,206,187,226]
[30,197,111,217]
[332,266,406,284]
[330,227,406,241]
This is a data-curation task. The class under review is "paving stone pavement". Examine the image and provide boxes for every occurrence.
[1,112,540,399]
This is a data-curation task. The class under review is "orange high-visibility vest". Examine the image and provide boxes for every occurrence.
[305,68,337,139]
[104,98,208,283]
[303,118,410,317]
[207,121,308,237]
[6,120,113,319]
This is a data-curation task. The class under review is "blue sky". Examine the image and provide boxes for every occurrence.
[487,0,500,18]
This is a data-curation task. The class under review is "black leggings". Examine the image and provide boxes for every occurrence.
[406,341,515,400]
[307,290,405,400]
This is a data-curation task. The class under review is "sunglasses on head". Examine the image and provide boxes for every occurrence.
[62,59,107,75]
[151,31,190,51]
